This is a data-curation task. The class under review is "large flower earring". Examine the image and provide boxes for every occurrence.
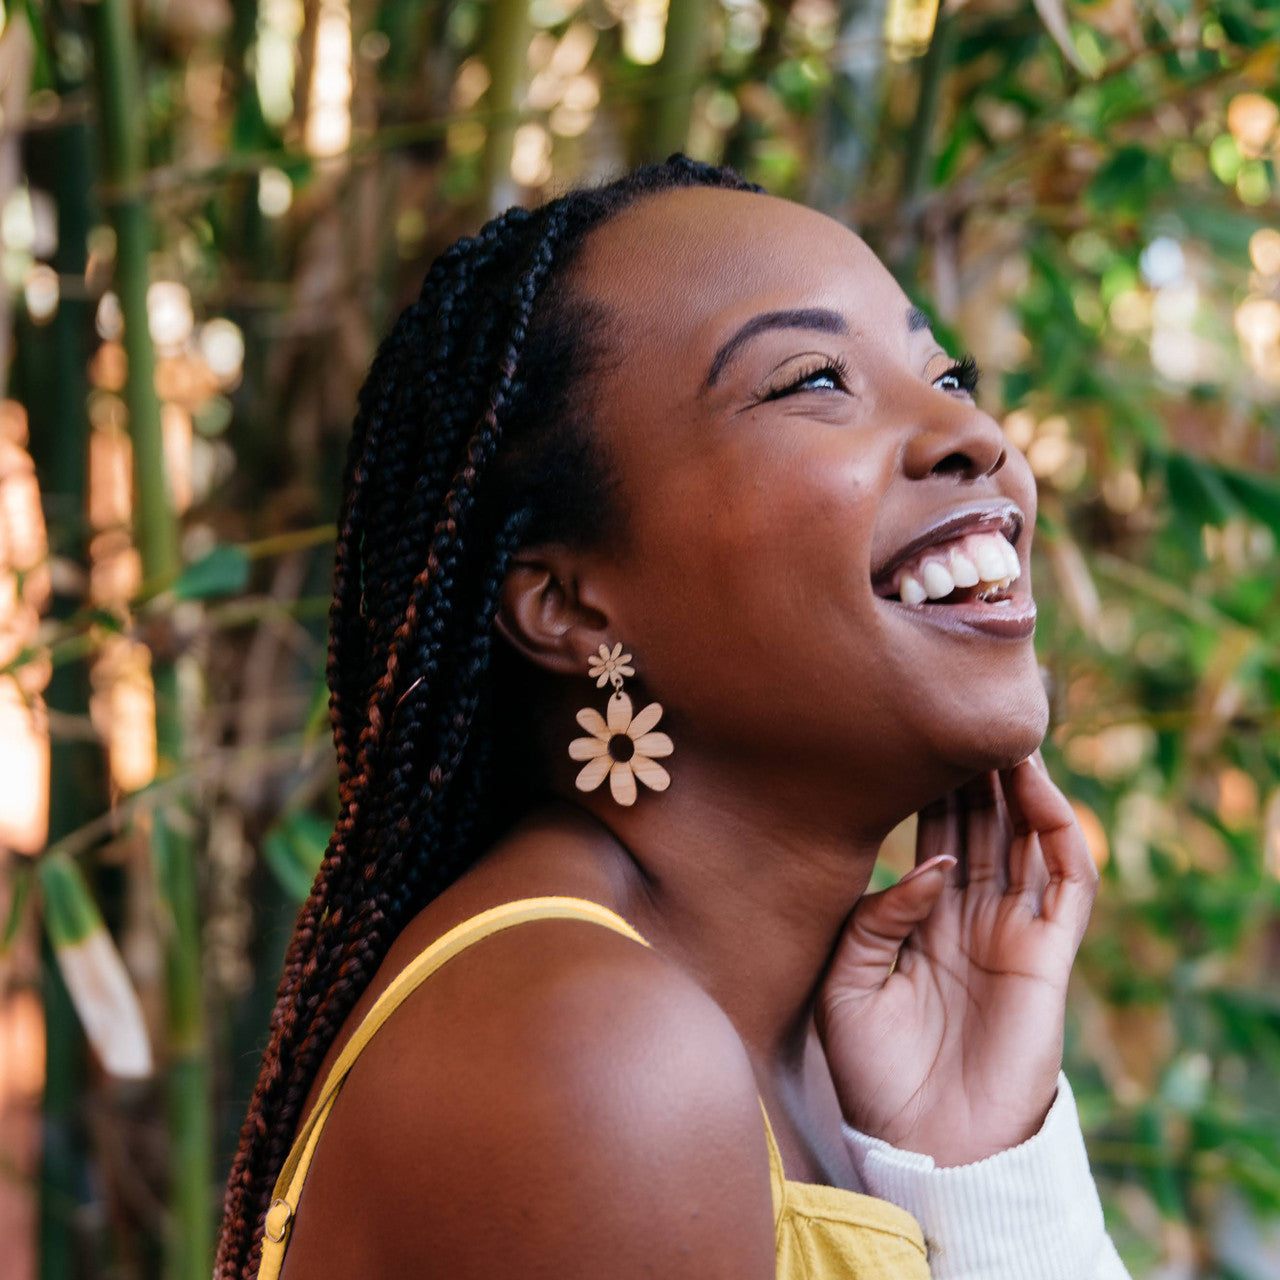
[568,643,673,806]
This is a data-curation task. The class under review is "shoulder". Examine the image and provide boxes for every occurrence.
[287,914,777,1279]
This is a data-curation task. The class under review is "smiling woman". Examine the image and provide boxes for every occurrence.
[216,156,1128,1280]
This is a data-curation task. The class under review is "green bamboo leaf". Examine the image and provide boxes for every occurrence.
[172,545,251,600]
[38,853,101,947]
[1165,453,1237,528]
[13,0,56,91]
[1177,204,1270,259]
[1087,146,1173,215]
[2,864,33,955]
[285,810,334,862]
[37,853,153,1078]
[86,607,127,632]
[302,671,332,745]
[262,810,330,901]
[1136,1104,1184,1219]
[1217,467,1280,539]
[262,830,312,901]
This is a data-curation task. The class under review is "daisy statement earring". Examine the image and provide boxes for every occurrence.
[568,643,673,806]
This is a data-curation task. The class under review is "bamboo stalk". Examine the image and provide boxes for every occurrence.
[152,799,210,1278]
[643,0,709,161]
[38,940,85,1275]
[86,3,212,1277]
[23,37,101,1280]
[890,10,957,280]
[480,0,531,215]
[87,0,176,581]
[807,0,889,218]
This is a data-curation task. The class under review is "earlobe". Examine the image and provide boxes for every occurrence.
[493,554,609,677]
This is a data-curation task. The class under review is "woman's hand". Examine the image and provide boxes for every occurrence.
[815,754,1099,1167]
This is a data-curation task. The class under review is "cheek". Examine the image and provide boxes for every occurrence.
[1001,441,1039,521]
[611,434,889,729]
[635,431,880,614]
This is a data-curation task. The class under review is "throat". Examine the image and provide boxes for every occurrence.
[755,1030,858,1188]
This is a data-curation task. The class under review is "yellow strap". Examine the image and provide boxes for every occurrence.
[757,1098,788,1238]
[256,896,650,1280]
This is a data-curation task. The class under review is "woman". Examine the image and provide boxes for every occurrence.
[216,156,1129,1279]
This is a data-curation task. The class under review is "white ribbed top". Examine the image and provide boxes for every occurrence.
[842,1072,1131,1280]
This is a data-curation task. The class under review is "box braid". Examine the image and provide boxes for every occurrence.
[216,155,762,1280]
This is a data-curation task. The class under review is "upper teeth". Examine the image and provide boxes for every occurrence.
[895,531,1020,604]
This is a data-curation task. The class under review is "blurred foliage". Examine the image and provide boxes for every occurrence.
[0,0,1277,1277]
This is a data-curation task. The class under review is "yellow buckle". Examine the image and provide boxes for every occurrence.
[264,1198,293,1244]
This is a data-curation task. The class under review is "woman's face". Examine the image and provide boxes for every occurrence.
[567,187,1048,819]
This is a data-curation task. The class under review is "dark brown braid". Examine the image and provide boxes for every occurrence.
[216,156,763,1280]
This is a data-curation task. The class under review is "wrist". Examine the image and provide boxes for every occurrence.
[840,1077,1059,1168]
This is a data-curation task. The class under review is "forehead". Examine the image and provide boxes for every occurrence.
[569,187,912,363]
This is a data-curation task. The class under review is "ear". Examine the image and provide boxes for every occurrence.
[493,547,612,678]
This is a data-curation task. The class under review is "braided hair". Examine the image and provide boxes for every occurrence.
[216,155,763,1280]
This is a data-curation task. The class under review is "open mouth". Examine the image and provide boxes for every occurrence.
[874,527,1021,606]
[870,503,1036,638]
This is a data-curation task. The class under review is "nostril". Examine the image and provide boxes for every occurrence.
[990,448,1007,476]
[931,452,972,476]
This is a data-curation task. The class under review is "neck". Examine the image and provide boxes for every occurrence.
[560,752,894,1070]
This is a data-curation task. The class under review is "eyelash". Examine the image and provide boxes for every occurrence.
[934,353,981,396]
[763,354,852,400]
[763,352,982,401]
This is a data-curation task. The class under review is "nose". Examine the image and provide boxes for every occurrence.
[902,400,1007,481]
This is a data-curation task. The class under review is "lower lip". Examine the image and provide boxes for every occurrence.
[879,595,1038,640]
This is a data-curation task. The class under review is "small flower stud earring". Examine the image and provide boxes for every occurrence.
[568,643,673,806]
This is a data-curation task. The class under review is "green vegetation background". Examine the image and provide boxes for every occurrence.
[2,1,1278,1277]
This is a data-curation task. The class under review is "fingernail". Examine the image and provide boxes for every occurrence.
[899,854,957,885]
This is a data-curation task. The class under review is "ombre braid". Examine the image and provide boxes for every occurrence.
[215,156,762,1280]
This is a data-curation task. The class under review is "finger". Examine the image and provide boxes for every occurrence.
[915,792,961,887]
[957,771,1011,889]
[828,855,956,997]
[1005,756,1098,944]
[1006,827,1051,906]
[998,766,1050,904]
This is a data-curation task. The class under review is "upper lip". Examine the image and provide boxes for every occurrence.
[871,499,1024,591]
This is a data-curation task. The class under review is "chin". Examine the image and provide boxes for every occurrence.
[963,689,1049,772]
[926,669,1050,776]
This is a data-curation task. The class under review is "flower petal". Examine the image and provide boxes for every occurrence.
[569,735,608,760]
[609,761,637,806]
[606,691,633,735]
[609,642,623,660]
[575,755,612,792]
[575,707,609,739]
[597,643,612,661]
[633,731,673,758]
[631,755,670,792]
[628,701,664,738]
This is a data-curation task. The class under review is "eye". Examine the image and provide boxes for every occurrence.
[763,355,851,401]
[933,353,980,396]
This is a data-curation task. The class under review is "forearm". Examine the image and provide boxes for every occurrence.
[842,1071,1131,1280]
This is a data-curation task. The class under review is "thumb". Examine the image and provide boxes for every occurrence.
[827,855,956,999]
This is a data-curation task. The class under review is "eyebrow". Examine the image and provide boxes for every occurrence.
[704,308,848,388]
[907,305,932,333]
